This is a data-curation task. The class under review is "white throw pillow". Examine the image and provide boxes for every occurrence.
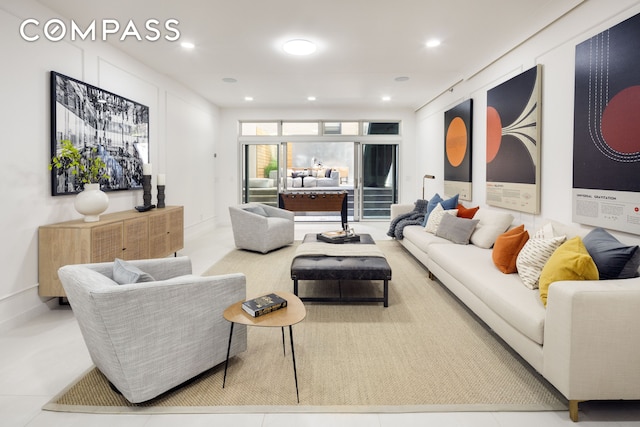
[424,204,458,234]
[469,210,514,248]
[516,229,566,290]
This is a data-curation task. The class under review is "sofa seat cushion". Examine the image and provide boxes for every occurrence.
[428,243,546,345]
[402,225,453,253]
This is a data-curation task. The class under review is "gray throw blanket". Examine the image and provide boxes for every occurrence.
[387,199,428,239]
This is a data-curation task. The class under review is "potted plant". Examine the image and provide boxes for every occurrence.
[49,139,111,222]
[50,139,110,187]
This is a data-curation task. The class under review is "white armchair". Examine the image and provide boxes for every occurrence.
[229,203,295,253]
[58,256,247,403]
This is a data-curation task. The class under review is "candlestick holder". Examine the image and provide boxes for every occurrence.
[142,175,152,206]
[157,185,165,208]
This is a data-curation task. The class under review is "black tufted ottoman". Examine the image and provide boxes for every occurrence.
[291,233,391,307]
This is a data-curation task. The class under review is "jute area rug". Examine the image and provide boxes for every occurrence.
[44,240,567,414]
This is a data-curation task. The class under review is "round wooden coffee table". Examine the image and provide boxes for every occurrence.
[222,291,306,402]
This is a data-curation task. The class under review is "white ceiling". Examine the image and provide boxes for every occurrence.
[36,0,584,110]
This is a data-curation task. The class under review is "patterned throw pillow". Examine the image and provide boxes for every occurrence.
[516,233,566,289]
[424,204,458,234]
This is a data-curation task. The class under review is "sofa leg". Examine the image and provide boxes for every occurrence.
[428,271,434,280]
[569,400,580,422]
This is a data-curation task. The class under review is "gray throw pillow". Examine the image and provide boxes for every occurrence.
[435,214,479,244]
[244,205,268,217]
[113,258,156,285]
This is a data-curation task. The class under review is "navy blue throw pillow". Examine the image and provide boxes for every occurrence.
[583,228,640,279]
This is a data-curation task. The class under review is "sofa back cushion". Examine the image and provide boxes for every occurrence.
[469,210,514,248]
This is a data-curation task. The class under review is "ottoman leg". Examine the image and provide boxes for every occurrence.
[384,279,389,307]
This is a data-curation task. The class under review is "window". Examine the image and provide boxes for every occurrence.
[323,122,359,135]
[282,122,319,136]
[363,122,401,135]
[241,122,278,136]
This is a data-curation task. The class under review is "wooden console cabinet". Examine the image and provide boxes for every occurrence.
[38,206,184,297]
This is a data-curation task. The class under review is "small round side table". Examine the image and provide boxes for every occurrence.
[222,291,306,402]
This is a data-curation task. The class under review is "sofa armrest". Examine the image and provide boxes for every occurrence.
[543,278,640,401]
[390,203,415,218]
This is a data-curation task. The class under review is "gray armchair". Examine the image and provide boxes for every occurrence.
[229,203,295,253]
[58,256,247,403]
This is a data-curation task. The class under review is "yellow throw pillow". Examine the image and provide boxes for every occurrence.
[539,236,599,306]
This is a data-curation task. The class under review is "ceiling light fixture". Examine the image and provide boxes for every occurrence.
[307,96,317,101]
[181,41,195,49]
[426,39,441,48]
[283,39,317,56]
[244,96,254,102]
[382,96,391,102]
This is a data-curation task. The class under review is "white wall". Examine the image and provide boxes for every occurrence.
[0,1,220,329]
[415,0,640,235]
[215,107,416,224]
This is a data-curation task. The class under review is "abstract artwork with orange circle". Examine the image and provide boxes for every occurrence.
[444,100,473,200]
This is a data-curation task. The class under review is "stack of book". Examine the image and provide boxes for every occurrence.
[242,293,288,317]
[317,229,360,243]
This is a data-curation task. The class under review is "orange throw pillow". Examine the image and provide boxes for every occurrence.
[456,204,479,219]
[492,225,530,274]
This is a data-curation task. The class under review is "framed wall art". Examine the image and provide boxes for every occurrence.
[444,99,473,201]
[50,71,149,195]
[486,64,541,214]
[572,13,640,235]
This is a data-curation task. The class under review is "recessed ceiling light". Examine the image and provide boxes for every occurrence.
[382,96,391,102]
[222,77,237,83]
[244,96,254,102]
[394,76,410,82]
[283,39,317,56]
[426,39,441,48]
[181,42,195,49]
[307,96,317,101]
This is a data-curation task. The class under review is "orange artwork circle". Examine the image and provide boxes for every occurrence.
[486,106,502,163]
[446,117,468,167]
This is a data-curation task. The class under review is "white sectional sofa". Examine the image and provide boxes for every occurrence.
[391,203,640,422]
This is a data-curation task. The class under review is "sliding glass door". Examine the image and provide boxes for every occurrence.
[242,143,279,206]
[357,143,399,219]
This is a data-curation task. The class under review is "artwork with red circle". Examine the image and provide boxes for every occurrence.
[573,12,640,193]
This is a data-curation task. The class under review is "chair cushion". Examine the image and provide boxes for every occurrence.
[113,258,156,285]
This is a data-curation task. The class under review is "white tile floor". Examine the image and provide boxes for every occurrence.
[2,221,639,426]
